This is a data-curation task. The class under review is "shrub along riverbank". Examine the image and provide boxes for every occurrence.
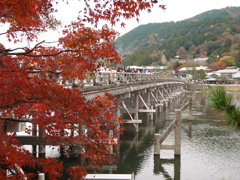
[207,86,240,127]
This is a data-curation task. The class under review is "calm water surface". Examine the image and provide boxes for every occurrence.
[100,91,240,180]
[59,91,240,180]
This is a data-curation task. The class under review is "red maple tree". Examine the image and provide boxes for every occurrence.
[208,61,227,71]
[0,0,165,179]
[175,62,194,73]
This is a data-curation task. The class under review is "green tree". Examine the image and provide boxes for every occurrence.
[172,61,182,72]
[196,69,206,80]
[206,56,215,64]
[219,56,235,66]
[224,38,233,48]
[208,86,240,127]
[186,66,206,80]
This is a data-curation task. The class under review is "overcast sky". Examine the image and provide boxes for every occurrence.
[115,0,240,35]
[54,0,240,36]
[1,0,240,49]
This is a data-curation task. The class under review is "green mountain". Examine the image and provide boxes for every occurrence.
[115,6,240,66]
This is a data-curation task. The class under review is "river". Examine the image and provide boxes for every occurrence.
[95,91,240,180]
[57,91,240,180]
[19,90,240,179]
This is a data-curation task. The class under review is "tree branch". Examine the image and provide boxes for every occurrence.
[0,97,58,108]
[0,117,32,123]
[0,40,72,57]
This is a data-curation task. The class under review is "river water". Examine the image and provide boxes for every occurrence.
[19,91,240,179]
[96,91,240,180]
[58,91,240,180]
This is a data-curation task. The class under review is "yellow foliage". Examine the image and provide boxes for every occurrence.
[219,56,235,66]
[210,24,216,28]
[226,28,231,31]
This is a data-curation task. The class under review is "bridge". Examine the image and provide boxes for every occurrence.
[14,72,192,159]
[78,72,188,132]
[79,72,194,179]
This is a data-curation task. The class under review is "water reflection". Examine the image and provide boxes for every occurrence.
[154,155,180,180]
[107,91,240,180]
[62,91,240,180]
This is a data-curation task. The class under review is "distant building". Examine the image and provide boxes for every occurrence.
[205,78,218,84]
[205,72,221,84]
[215,69,239,77]
[178,66,209,74]
[205,67,240,84]
[172,56,187,64]
[194,57,208,61]
[232,72,240,83]
[206,72,221,78]
[144,66,167,71]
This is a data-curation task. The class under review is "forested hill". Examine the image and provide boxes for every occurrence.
[115,6,240,66]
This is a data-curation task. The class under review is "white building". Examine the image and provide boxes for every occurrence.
[178,66,208,73]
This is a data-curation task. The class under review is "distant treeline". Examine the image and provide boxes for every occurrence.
[115,7,240,67]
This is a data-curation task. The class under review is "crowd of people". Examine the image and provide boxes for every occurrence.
[97,65,153,74]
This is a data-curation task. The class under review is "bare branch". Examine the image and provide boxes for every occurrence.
[0,40,72,57]
[0,32,9,36]
[0,117,32,123]
[0,29,22,36]
[0,97,58,108]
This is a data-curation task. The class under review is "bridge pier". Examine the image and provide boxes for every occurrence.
[119,83,186,132]
[31,123,37,157]
[38,127,46,158]
[154,87,194,157]
[154,109,182,157]
[134,92,139,132]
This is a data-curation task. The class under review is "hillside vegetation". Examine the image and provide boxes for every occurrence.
[115,6,240,67]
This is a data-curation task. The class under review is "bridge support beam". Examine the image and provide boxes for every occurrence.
[134,93,139,132]
[174,109,181,155]
[158,89,168,108]
[111,83,187,132]
[121,100,141,132]
[32,123,37,157]
[38,127,46,158]
[154,109,182,157]
[138,94,155,113]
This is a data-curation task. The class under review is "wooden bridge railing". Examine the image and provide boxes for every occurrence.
[69,72,186,88]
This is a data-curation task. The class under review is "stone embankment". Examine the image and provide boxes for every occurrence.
[188,84,240,91]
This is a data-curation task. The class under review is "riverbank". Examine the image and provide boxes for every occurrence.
[188,83,240,91]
